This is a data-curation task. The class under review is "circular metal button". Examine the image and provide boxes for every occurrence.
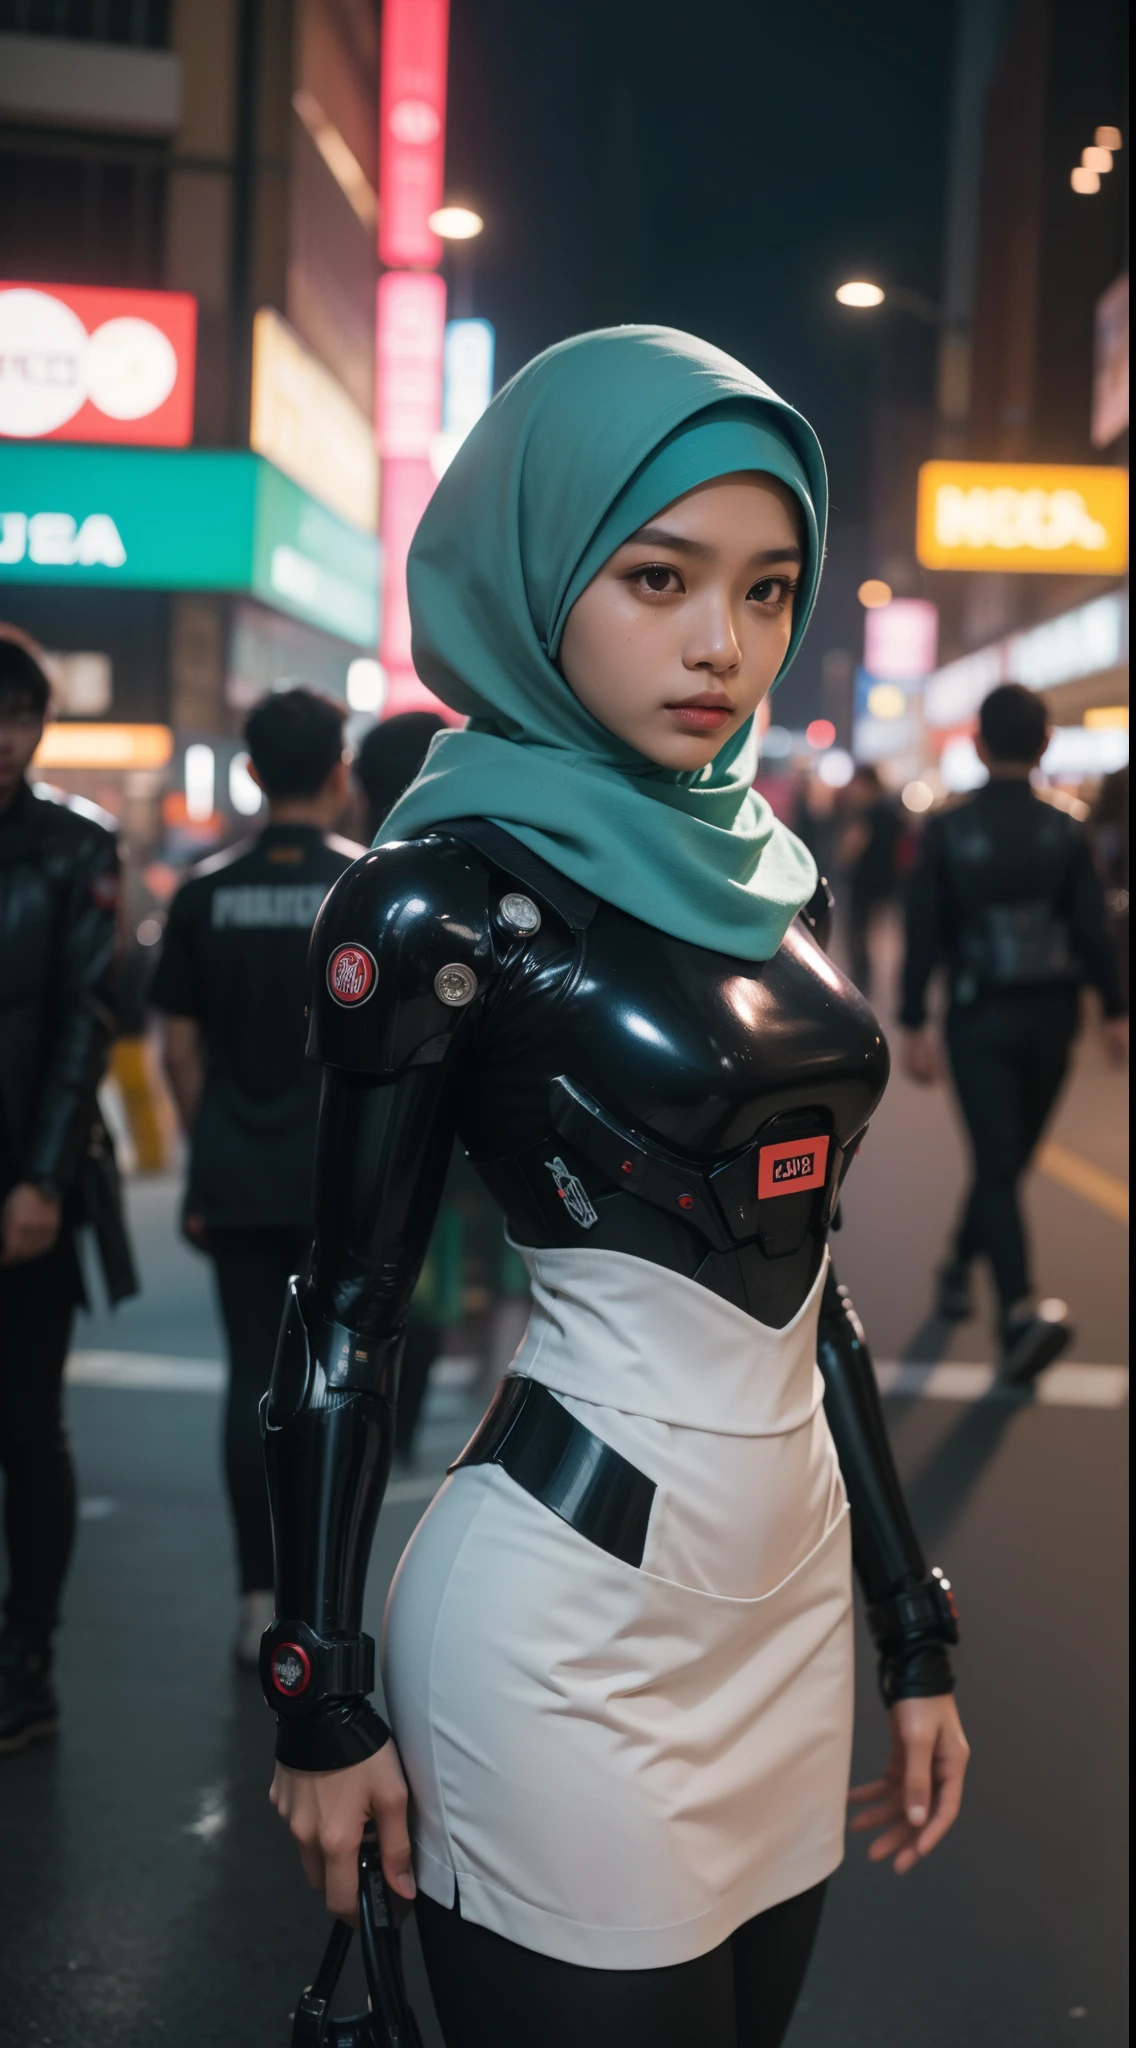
[498,892,541,935]
[434,963,478,1006]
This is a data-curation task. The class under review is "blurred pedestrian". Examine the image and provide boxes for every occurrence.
[0,635,134,1754]
[1088,764,1129,1010]
[352,710,451,1463]
[353,710,446,845]
[838,764,903,995]
[900,683,1128,1380]
[150,688,363,1664]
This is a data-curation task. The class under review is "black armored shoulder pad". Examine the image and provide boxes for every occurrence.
[306,833,494,1075]
[797,873,835,952]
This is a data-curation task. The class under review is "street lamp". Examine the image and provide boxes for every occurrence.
[835,280,884,308]
[427,206,484,240]
[835,279,941,326]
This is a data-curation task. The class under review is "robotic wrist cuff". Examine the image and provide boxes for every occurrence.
[878,1642,957,1707]
[275,1697,390,1772]
[867,1568,959,1653]
[260,1618,376,1719]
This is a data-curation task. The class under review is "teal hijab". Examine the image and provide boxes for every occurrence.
[379,324,826,960]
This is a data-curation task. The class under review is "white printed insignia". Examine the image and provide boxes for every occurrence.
[544,1155,599,1230]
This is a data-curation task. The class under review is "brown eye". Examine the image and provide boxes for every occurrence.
[641,565,675,592]
[749,577,791,606]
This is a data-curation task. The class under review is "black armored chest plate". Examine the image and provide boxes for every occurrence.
[307,827,889,1330]
[459,873,889,1324]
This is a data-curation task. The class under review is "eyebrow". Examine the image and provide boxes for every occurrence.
[626,524,803,566]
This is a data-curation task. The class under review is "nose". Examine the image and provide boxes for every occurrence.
[682,590,742,676]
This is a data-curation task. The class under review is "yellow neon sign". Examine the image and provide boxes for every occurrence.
[916,460,1128,574]
[34,723,173,770]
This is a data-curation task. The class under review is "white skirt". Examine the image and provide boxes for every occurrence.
[382,1244,853,1970]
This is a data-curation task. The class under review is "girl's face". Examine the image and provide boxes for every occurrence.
[558,472,803,771]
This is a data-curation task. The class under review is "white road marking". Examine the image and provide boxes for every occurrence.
[874,1361,1128,1408]
[385,1473,449,1503]
[67,1351,1128,1411]
[66,1352,224,1391]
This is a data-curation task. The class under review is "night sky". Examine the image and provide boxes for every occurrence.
[445,0,957,722]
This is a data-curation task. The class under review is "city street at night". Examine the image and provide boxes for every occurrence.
[0,1,1128,2043]
[0,1000,1127,2047]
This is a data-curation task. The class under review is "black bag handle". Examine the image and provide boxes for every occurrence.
[290,1826,424,2048]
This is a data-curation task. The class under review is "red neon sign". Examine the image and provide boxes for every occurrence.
[378,0,449,269]
[0,283,196,446]
[376,271,447,457]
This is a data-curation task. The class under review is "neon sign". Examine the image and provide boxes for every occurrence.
[0,445,379,647]
[0,283,196,445]
[378,0,449,268]
[916,460,1128,574]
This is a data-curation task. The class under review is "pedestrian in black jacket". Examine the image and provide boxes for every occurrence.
[0,635,124,1753]
[900,683,1128,1380]
[150,688,363,1666]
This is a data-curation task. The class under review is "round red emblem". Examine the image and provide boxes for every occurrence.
[327,943,377,1007]
[271,1641,311,1696]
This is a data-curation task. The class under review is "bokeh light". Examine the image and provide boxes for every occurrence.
[835,281,885,308]
[866,682,908,721]
[346,659,387,713]
[857,579,893,608]
[817,747,855,788]
[428,206,484,240]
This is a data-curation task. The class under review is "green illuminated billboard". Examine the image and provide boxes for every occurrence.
[0,445,380,647]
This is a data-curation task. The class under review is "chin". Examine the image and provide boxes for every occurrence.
[642,738,721,772]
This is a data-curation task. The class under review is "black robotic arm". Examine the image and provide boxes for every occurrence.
[817,1269,958,1704]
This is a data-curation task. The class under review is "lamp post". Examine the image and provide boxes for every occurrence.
[428,205,484,321]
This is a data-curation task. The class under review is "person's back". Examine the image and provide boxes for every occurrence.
[900,682,1127,1379]
[151,687,364,1661]
[155,821,359,1230]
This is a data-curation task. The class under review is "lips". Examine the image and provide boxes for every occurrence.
[664,693,735,732]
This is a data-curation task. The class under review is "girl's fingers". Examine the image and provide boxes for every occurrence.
[867,1829,909,1864]
[849,1798,901,1833]
[298,1842,325,1892]
[847,1775,892,1804]
[901,1728,935,1830]
[914,1758,967,1855]
[324,1837,364,1922]
[370,1742,417,1903]
[376,1799,417,1902]
[867,1822,910,1863]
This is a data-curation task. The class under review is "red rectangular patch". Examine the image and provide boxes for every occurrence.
[757,1135,830,1200]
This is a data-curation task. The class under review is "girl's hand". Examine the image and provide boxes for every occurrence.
[848,1694,970,1875]
[899,1027,943,1087]
[270,1739,416,1922]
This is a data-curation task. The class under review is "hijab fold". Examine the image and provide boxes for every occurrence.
[379,325,827,960]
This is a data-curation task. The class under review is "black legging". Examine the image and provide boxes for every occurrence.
[210,1228,306,1592]
[416,1880,827,2048]
[0,1229,83,1647]
[946,989,1076,1313]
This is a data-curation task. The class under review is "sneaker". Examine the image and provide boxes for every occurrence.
[934,1261,972,1322]
[1000,1300,1072,1384]
[236,1589,275,1671]
[0,1634,59,1756]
